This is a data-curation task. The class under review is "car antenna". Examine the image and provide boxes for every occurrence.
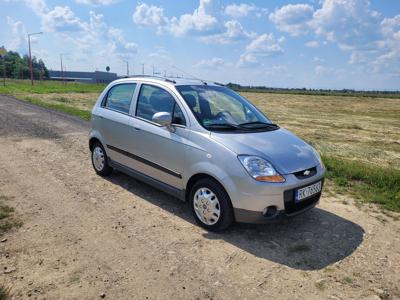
[171,65,208,85]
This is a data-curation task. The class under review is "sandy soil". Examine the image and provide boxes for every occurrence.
[0,95,399,300]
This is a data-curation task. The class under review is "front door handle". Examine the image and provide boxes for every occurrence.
[133,125,141,131]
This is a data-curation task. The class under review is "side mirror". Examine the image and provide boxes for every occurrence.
[152,112,172,127]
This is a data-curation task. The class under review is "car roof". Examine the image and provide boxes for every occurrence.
[110,76,224,88]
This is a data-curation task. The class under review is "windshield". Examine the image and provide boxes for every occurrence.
[176,85,278,132]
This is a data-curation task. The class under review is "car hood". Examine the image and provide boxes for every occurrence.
[210,128,319,174]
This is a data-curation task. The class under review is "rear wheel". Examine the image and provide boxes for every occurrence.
[190,178,234,231]
[91,142,112,176]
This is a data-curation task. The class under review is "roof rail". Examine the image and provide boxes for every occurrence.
[127,74,176,84]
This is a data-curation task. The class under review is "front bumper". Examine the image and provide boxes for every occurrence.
[234,182,323,223]
[230,170,325,224]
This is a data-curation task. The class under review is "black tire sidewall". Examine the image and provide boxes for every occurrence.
[190,178,234,231]
[91,142,112,176]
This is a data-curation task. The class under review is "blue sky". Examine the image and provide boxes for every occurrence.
[1,0,399,90]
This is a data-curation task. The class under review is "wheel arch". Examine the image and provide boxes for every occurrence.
[89,137,102,151]
[185,173,229,202]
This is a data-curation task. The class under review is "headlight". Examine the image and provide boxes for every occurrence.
[311,147,325,169]
[238,155,285,183]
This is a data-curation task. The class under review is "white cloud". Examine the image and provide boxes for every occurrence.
[225,3,256,18]
[314,65,329,76]
[202,20,255,44]
[371,14,400,73]
[78,11,137,59]
[312,0,381,50]
[168,0,218,36]
[41,6,86,32]
[24,0,47,14]
[133,3,167,28]
[313,56,324,63]
[195,57,226,68]
[237,53,258,67]
[245,33,284,56]
[268,0,399,75]
[132,0,219,37]
[238,33,284,67]
[75,0,116,5]
[305,40,319,48]
[6,17,26,51]
[269,4,314,36]
[348,51,366,64]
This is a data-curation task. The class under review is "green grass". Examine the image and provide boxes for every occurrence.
[0,286,11,300]
[323,155,400,212]
[0,79,105,94]
[21,96,91,121]
[0,196,22,235]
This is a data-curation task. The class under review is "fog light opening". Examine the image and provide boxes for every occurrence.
[262,206,278,218]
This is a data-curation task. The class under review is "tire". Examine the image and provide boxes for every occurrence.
[189,178,234,232]
[91,142,113,176]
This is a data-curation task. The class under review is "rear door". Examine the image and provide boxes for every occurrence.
[97,83,137,167]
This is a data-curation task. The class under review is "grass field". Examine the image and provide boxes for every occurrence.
[1,79,399,212]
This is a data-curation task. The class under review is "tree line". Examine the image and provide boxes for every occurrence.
[226,83,400,98]
[0,47,49,80]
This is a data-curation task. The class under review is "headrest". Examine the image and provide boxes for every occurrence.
[185,94,197,108]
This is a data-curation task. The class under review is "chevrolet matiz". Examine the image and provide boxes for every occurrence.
[89,76,325,231]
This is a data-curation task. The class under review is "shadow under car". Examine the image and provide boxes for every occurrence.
[105,171,364,271]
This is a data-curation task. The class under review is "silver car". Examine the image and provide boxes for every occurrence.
[89,76,325,231]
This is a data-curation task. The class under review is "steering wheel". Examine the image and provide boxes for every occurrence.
[215,110,233,119]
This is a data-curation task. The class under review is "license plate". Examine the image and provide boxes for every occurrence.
[295,181,322,202]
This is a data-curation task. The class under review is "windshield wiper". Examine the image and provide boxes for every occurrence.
[204,123,240,131]
[238,121,279,129]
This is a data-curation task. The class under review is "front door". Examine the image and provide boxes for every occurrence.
[129,83,190,189]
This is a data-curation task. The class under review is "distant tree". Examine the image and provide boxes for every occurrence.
[0,47,49,80]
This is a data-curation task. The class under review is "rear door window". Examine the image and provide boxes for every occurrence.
[103,83,137,114]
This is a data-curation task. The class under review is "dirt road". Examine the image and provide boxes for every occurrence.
[0,95,399,299]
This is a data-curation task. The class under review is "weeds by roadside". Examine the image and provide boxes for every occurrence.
[323,155,400,213]
[0,286,11,300]
[20,96,91,121]
[0,195,22,235]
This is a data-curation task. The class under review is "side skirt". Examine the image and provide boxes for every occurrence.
[109,159,186,201]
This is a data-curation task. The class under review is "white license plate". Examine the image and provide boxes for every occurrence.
[295,181,322,202]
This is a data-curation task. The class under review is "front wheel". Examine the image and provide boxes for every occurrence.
[91,142,112,176]
[190,178,234,232]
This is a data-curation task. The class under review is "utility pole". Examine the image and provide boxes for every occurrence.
[124,60,129,76]
[142,63,144,75]
[60,53,69,85]
[2,57,5,87]
[60,54,64,85]
[0,46,5,86]
[28,31,42,86]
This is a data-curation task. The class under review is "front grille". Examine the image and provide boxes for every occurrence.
[283,179,324,215]
[294,166,317,179]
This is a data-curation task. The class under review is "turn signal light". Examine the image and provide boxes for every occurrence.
[255,175,285,183]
